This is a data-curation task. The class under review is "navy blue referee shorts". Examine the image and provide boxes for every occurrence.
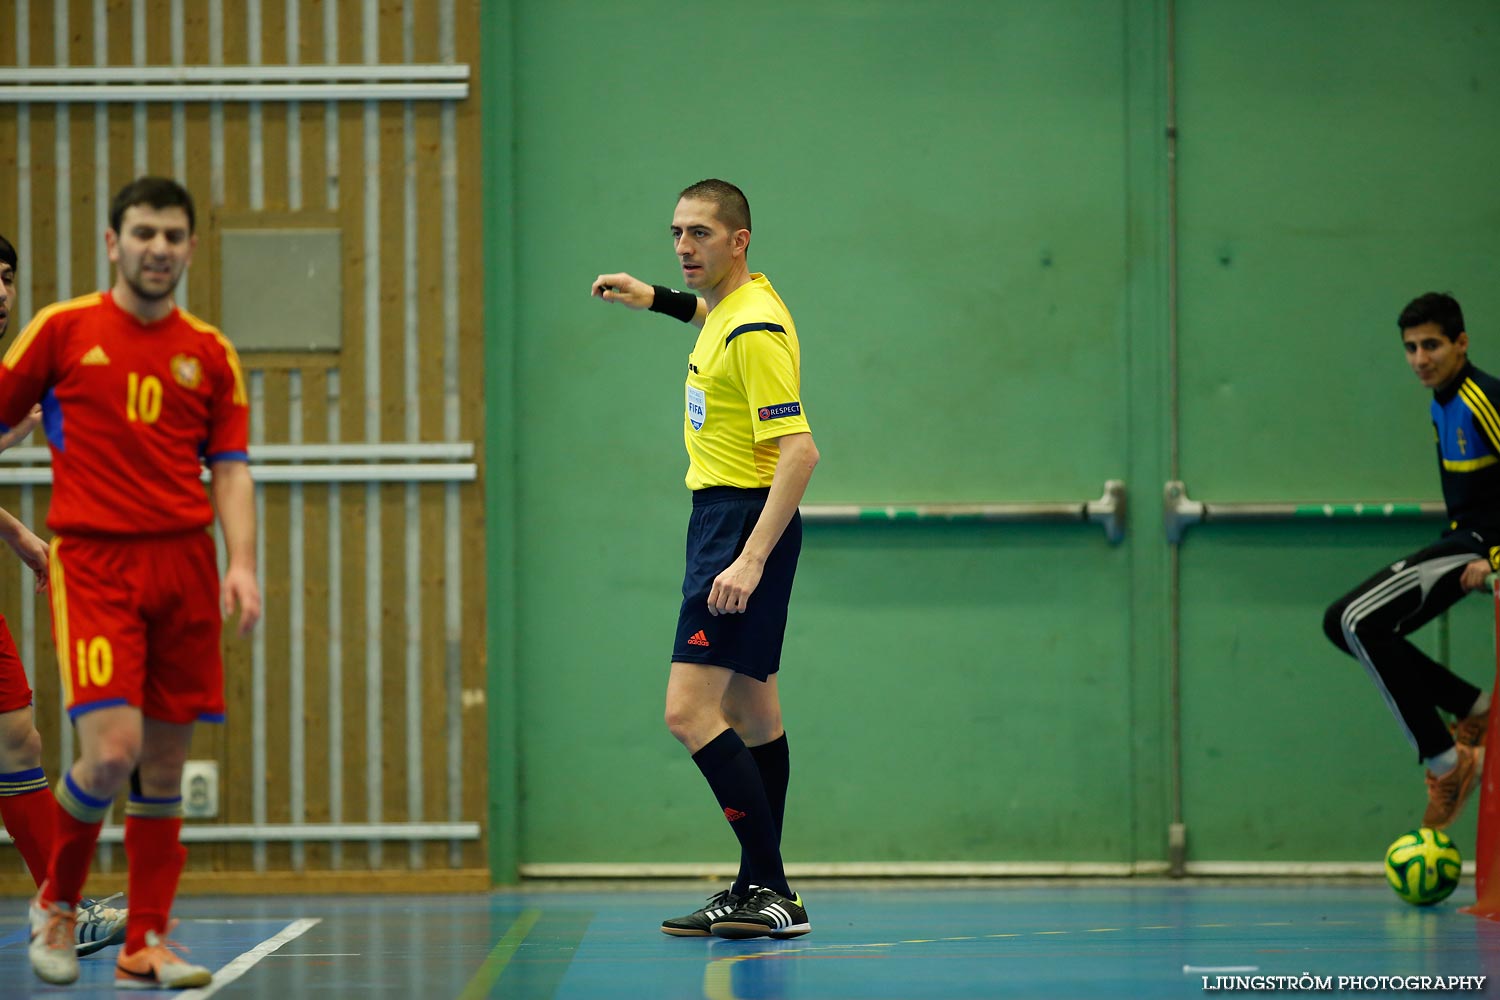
[672,485,802,682]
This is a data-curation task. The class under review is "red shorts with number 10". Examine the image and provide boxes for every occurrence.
[49,531,225,724]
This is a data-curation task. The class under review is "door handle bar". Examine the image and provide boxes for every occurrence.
[800,479,1127,544]
[1163,480,1444,543]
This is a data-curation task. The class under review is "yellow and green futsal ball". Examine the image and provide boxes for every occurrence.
[1384,827,1461,906]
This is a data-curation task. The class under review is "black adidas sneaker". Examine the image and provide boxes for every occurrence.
[709,886,810,939]
[661,889,742,937]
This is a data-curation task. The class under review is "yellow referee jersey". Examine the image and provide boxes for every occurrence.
[683,273,811,490]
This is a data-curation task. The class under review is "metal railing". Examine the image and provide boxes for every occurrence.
[2,822,480,846]
[1163,480,1445,543]
[800,479,1127,544]
[0,442,477,486]
[0,63,471,104]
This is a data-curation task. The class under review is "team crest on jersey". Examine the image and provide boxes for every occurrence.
[170,353,203,389]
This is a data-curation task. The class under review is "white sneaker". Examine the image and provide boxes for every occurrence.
[76,892,128,956]
[28,892,80,985]
[115,928,212,990]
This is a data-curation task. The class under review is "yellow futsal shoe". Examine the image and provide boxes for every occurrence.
[1423,743,1483,829]
[115,929,212,990]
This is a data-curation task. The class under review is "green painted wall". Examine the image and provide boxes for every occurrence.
[1173,0,1500,860]
[484,0,1500,878]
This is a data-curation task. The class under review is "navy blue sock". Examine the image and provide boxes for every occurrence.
[750,732,789,838]
[692,728,790,899]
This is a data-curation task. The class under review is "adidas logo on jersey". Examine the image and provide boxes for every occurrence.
[81,346,111,366]
[687,630,710,647]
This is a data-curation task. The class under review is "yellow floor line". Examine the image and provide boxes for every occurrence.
[456,908,542,1000]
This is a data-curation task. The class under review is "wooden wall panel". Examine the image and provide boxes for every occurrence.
[0,0,488,884]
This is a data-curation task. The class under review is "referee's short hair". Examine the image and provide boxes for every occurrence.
[1399,292,1465,342]
[679,179,751,235]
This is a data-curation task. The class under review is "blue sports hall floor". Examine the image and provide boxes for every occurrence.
[1,880,1497,998]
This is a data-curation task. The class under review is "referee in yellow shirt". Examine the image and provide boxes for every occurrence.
[592,179,819,939]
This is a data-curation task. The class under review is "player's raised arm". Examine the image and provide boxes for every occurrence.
[591,272,707,328]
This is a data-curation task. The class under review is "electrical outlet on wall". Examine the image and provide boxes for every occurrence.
[181,760,219,819]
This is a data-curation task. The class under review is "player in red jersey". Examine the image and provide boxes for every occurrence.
[0,179,261,989]
[0,233,128,957]
[0,235,56,877]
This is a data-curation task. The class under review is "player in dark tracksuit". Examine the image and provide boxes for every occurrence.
[1324,292,1494,829]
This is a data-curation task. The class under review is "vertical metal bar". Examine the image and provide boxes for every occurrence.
[10,13,36,862]
[244,0,268,874]
[93,2,109,293]
[15,0,32,329]
[324,6,342,871]
[19,486,35,692]
[326,371,344,870]
[54,4,71,301]
[288,371,306,871]
[93,97,109,295]
[50,0,76,793]
[286,0,301,213]
[286,0,306,872]
[247,0,264,210]
[323,0,339,210]
[94,1,110,292]
[209,0,224,205]
[13,6,36,762]
[213,501,227,576]
[402,0,423,870]
[171,0,188,310]
[362,0,383,868]
[440,0,463,869]
[132,0,146,175]
[95,2,108,60]
[250,372,267,872]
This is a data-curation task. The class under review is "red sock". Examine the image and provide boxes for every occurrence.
[46,803,104,907]
[0,781,57,887]
[123,815,186,952]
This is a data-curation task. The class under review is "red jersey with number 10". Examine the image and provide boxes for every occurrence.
[0,291,250,536]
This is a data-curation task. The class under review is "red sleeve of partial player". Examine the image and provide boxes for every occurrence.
[0,298,70,428]
[203,330,250,464]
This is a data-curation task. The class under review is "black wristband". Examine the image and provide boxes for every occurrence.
[649,284,699,323]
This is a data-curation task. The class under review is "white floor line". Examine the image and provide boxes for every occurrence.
[178,918,322,998]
